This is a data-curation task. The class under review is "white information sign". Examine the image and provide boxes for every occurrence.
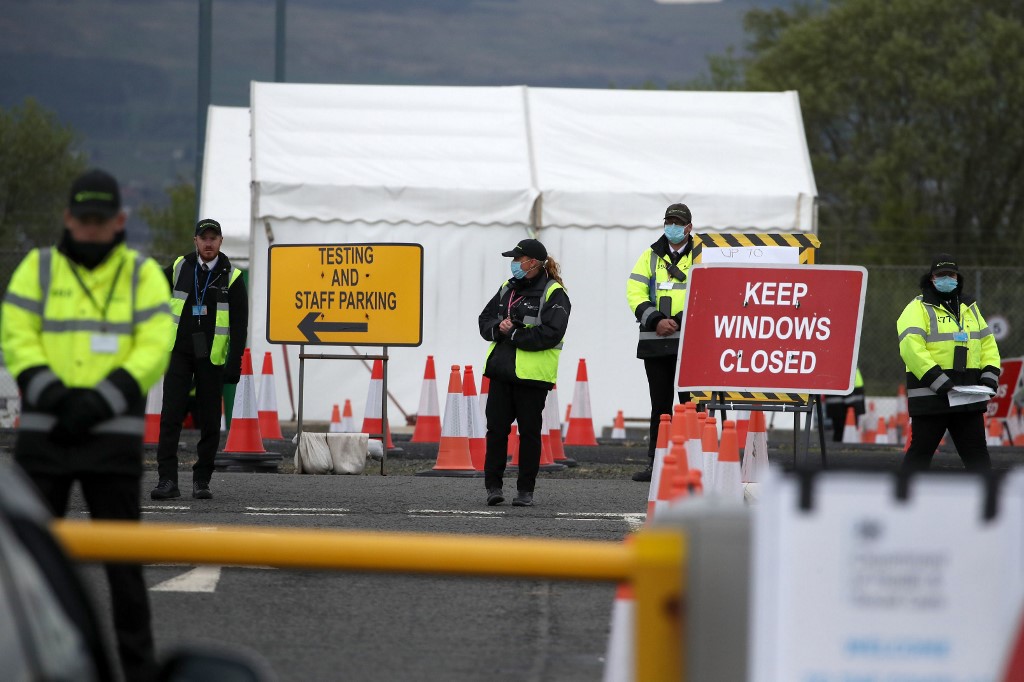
[750,470,1024,682]
[700,245,799,265]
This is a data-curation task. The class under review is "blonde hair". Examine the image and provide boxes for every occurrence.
[542,255,565,289]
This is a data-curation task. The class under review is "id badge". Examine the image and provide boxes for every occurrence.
[192,305,208,316]
[952,344,968,372]
[91,333,119,354]
[953,331,968,343]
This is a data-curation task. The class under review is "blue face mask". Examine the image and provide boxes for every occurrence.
[933,276,958,293]
[664,223,687,244]
[510,260,527,279]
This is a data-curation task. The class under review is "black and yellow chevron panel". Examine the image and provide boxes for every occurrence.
[691,390,809,404]
[693,233,821,264]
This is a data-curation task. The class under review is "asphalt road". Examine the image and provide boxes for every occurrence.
[6,429,1023,682]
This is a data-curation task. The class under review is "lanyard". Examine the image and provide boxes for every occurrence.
[194,262,215,307]
[67,256,126,329]
[506,292,524,319]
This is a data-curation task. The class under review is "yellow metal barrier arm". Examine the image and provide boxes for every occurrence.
[52,520,686,682]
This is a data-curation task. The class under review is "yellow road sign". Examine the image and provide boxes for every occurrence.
[267,243,423,346]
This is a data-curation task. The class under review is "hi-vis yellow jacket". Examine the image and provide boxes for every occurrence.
[626,235,692,358]
[897,285,1000,416]
[1,244,172,474]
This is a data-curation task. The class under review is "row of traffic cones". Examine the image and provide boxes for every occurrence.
[415,364,577,476]
[144,349,285,445]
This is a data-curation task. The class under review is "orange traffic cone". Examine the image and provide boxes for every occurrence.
[257,351,284,440]
[872,417,889,445]
[562,403,571,438]
[611,410,626,439]
[417,366,478,477]
[646,414,673,520]
[713,420,743,501]
[735,409,750,446]
[683,403,702,475]
[603,533,635,682]
[564,359,598,445]
[842,407,860,443]
[361,359,395,449]
[546,384,576,468]
[463,365,486,470]
[701,415,718,490]
[216,349,281,472]
[987,415,1004,447]
[339,399,357,432]
[144,377,163,445]
[741,410,769,483]
[329,404,343,433]
[411,355,441,443]
[904,419,913,453]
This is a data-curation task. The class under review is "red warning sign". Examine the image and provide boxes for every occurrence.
[987,358,1022,420]
[676,264,867,394]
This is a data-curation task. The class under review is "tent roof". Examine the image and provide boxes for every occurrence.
[251,83,537,227]
[231,83,818,232]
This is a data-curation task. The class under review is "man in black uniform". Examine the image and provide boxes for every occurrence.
[151,219,247,500]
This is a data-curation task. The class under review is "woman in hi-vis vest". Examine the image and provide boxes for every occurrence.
[478,239,571,507]
[897,253,1000,471]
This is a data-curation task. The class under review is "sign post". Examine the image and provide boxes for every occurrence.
[266,244,424,473]
[676,263,868,467]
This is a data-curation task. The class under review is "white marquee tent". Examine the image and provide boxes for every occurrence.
[201,82,817,434]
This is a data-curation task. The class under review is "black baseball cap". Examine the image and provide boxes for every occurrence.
[68,169,121,219]
[930,253,959,276]
[501,238,547,261]
[664,203,692,224]
[195,219,222,237]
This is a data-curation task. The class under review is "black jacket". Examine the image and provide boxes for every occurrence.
[478,273,571,389]
[166,252,248,376]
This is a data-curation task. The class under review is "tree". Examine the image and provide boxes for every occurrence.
[138,180,195,258]
[0,99,86,248]
[710,0,1024,265]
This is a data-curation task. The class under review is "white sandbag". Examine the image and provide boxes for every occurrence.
[367,439,384,461]
[327,433,368,474]
[295,432,334,475]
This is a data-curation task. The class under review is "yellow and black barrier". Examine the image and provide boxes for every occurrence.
[53,520,687,682]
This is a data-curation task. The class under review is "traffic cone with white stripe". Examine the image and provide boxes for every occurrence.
[340,399,357,432]
[602,532,635,682]
[144,377,163,445]
[872,417,889,445]
[735,409,750,447]
[463,365,486,470]
[701,415,719,491]
[842,407,860,443]
[216,349,281,471]
[694,411,711,490]
[611,410,626,439]
[564,359,598,445]
[361,359,395,449]
[646,413,673,521]
[417,366,479,477]
[411,355,441,443]
[987,415,1004,447]
[683,403,703,475]
[257,351,284,440]
[713,420,743,501]
[562,403,571,438]
[329,404,344,433]
[741,410,769,483]
[546,384,576,467]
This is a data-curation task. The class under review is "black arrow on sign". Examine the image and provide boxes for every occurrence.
[298,312,368,343]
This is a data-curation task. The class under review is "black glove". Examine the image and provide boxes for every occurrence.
[935,377,954,395]
[51,389,114,444]
[35,381,69,414]
[980,377,998,392]
[223,367,241,385]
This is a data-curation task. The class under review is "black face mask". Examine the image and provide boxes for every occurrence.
[59,229,125,269]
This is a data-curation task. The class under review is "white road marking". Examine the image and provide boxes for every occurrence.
[408,509,507,516]
[150,566,221,592]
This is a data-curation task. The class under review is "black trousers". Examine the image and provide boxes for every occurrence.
[644,356,689,460]
[484,378,548,493]
[902,411,991,472]
[157,349,224,484]
[29,473,157,682]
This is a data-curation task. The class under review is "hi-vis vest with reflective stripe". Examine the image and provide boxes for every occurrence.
[897,295,1000,407]
[626,247,692,351]
[169,256,241,365]
[485,279,564,384]
[0,245,172,435]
